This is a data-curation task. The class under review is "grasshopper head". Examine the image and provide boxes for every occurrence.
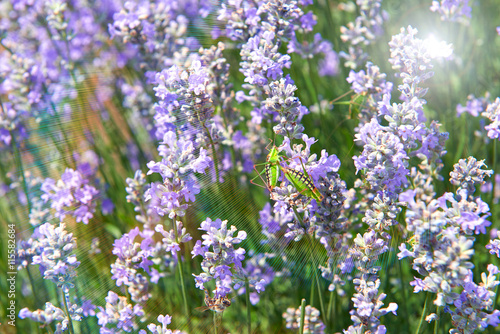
[266,145,280,164]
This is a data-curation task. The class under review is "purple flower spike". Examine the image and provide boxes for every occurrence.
[97,291,144,333]
[192,217,247,298]
[31,223,79,291]
[41,168,99,224]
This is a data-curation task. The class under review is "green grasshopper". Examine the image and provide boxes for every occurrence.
[251,142,324,202]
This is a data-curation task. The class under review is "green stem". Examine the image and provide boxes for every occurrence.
[299,298,306,334]
[398,259,409,329]
[308,236,327,331]
[11,135,32,217]
[327,289,334,328]
[310,269,315,307]
[213,312,219,334]
[305,58,320,107]
[203,123,220,184]
[314,267,326,329]
[172,217,191,327]
[493,140,497,175]
[26,266,40,308]
[493,278,500,311]
[416,292,431,334]
[124,286,131,302]
[245,278,251,334]
[61,290,75,334]
[176,259,190,327]
[433,306,440,334]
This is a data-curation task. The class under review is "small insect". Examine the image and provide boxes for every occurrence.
[251,141,281,191]
[195,287,232,313]
[282,167,324,202]
[251,142,324,202]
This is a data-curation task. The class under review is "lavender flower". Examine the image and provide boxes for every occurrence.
[283,304,326,333]
[265,78,307,139]
[240,32,292,87]
[389,26,452,99]
[192,217,247,297]
[258,202,294,247]
[347,62,393,97]
[40,168,99,225]
[153,60,216,140]
[482,97,500,140]
[456,92,491,117]
[155,221,192,257]
[19,301,82,334]
[110,227,154,303]
[109,0,203,74]
[344,278,398,333]
[340,0,389,69]
[96,291,145,333]
[353,118,409,192]
[445,265,500,333]
[486,230,500,257]
[398,184,494,320]
[0,102,28,147]
[237,252,276,305]
[354,27,451,193]
[430,0,472,25]
[31,223,80,292]
[139,314,185,334]
[146,131,211,219]
[449,157,493,197]
[126,170,161,229]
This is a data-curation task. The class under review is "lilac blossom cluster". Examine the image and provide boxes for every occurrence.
[217,0,337,76]
[481,97,500,140]
[445,265,500,332]
[153,59,217,141]
[17,222,89,331]
[347,26,453,331]
[40,168,99,225]
[224,0,337,138]
[110,227,154,304]
[354,26,451,193]
[192,217,247,298]
[97,291,145,333]
[340,0,389,69]
[139,314,185,334]
[125,170,162,228]
[19,301,82,334]
[0,0,126,151]
[344,278,398,334]
[430,0,472,25]
[30,223,80,291]
[146,131,211,219]
[109,0,205,75]
[397,157,498,331]
[283,304,326,333]
[456,92,500,141]
[238,252,276,305]
[347,62,393,124]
